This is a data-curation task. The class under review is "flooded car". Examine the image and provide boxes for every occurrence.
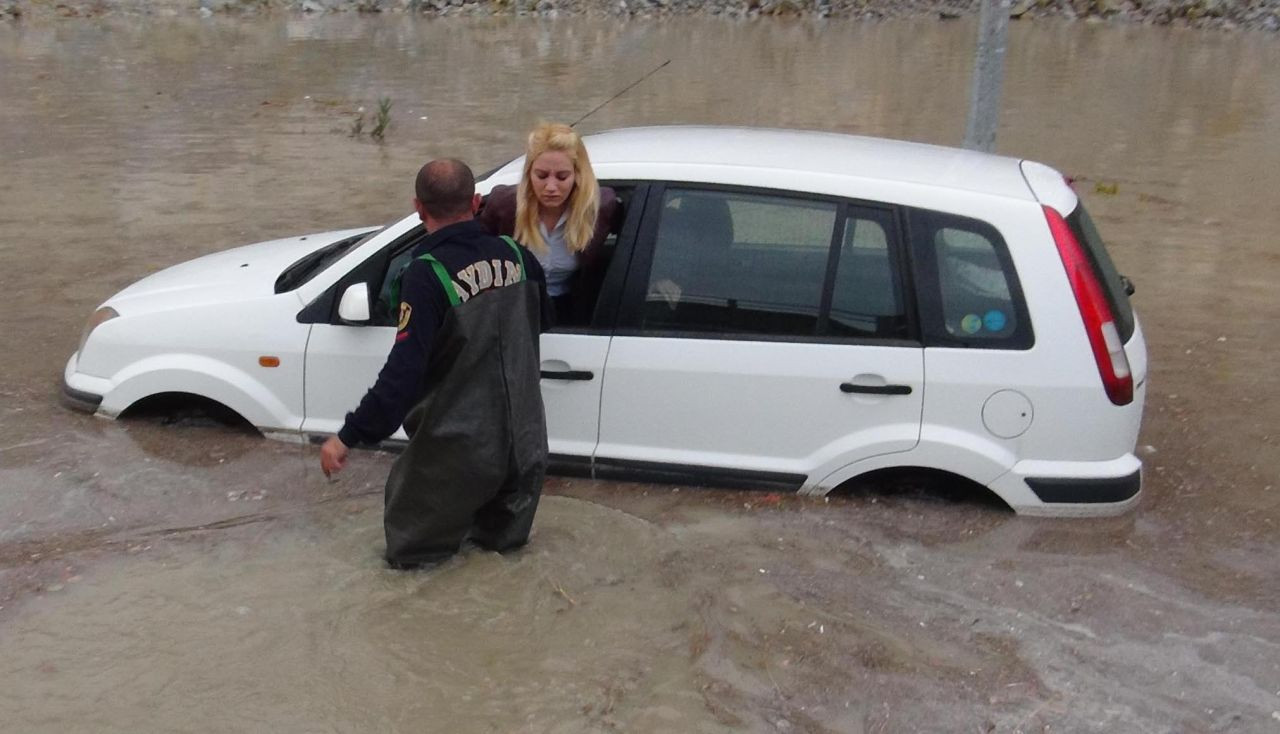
[63,126,1146,516]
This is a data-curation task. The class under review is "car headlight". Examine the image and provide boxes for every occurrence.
[78,306,119,356]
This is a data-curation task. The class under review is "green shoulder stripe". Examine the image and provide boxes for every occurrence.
[500,235,527,282]
[417,253,461,307]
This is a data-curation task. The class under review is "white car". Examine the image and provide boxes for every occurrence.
[64,126,1147,516]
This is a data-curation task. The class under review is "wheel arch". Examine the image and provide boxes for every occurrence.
[98,355,300,431]
[118,391,258,431]
[806,432,1020,509]
[827,465,1011,510]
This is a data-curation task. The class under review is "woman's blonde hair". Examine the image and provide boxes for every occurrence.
[515,122,600,257]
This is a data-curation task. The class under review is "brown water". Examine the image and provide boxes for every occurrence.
[2,14,1279,733]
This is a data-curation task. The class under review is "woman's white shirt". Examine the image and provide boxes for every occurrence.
[536,212,577,297]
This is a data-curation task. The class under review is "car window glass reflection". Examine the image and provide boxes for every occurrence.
[829,214,907,338]
[643,189,836,337]
[934,226,1017,339]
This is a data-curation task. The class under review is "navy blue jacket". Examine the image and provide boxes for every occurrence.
[337,219,548,447]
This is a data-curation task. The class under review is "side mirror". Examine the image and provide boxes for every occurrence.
[337,282,371,323]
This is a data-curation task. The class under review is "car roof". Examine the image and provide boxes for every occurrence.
[579,126,1035,201]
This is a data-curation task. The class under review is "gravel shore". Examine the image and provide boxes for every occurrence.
[2,0,1277,31]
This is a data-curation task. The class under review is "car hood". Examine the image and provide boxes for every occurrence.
[106,227,376,313]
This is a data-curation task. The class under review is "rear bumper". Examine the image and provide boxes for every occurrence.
[989,454,1142,517]
[1025,470,1141,505]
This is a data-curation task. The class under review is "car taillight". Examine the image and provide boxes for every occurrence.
[1043,205,1133,406]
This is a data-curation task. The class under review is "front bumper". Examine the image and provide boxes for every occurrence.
[61,354,108,414]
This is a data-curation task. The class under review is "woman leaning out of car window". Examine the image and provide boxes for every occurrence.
[478,122,619,327]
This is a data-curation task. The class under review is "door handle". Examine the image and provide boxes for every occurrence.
[541,369,594,381]
[840,382,912,395]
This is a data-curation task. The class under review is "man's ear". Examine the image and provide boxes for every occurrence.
[470,193,482,215]
[413,198,428,222]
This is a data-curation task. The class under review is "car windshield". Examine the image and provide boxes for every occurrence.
[274,228,382,294]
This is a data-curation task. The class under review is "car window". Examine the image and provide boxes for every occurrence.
[641,188,837,337]
[370,231,429,326]
[598,185,632,252]
[828,210,908,339]
[365,187,636,331]
[375,248,417,324]
[934,227,1017,339]
[554,183,633,330]
[1067,205,1134,342]
[908,208,1032,348]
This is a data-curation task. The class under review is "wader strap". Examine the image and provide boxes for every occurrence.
[500,236,527,282]
[417,253,461,308]
[390,238,525,310]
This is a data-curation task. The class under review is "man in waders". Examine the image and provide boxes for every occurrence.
[319,159,550,569]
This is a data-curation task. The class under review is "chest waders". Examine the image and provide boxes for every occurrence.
[382,237,548,567]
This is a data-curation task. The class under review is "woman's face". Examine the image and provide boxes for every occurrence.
[529,151,576,212]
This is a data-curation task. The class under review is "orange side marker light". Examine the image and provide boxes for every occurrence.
[259,356,281,368]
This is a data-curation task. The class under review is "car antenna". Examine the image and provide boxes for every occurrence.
[570,59,672,129]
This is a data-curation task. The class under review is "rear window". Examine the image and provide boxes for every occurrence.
[907,208,1033,350]
[1066,206,1135,342]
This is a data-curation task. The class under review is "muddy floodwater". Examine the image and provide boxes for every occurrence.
[2,14,1279,733]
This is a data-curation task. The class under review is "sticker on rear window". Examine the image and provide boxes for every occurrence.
[961,314,983,334]
[983,309,1007,332]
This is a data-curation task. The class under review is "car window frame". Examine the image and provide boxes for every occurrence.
[905,206,1035,350]
[546,180,650,336]
[612,182,920,347]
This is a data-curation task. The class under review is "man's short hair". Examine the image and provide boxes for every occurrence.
[415,159,476,219]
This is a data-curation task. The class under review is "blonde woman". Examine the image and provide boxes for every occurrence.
[479,122,620,326]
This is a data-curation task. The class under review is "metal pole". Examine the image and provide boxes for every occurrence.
[963,0,1010,152]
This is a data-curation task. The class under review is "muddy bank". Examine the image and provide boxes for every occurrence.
[3,0,1279,32]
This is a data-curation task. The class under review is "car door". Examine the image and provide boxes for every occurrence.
[300,232,414,440]
[539,182,643,460]
[299,185,642,451]
[594,184,924,487]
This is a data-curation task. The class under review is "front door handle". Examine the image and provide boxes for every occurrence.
[840,382,912,395]
[541,369,594,381]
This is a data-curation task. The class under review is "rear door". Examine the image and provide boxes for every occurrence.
[594,185,924,486]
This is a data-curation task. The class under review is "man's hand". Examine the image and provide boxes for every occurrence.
[320,435,349,478]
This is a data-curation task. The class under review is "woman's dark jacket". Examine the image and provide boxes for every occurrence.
[477,184,620,325]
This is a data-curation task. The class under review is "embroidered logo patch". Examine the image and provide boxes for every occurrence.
[398,302,412,331]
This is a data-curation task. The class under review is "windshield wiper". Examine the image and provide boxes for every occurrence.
[274,231,377,293]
